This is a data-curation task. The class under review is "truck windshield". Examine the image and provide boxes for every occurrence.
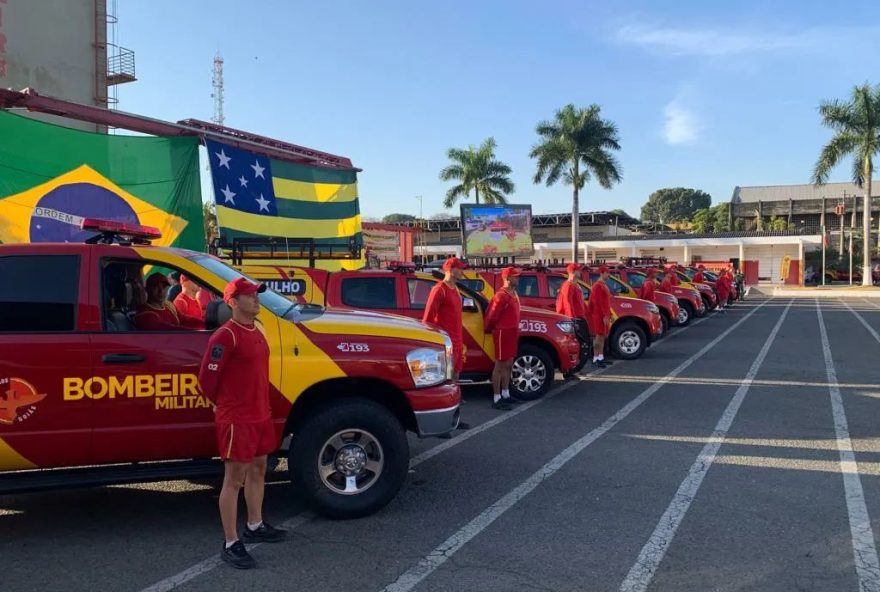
[190,254,312,319]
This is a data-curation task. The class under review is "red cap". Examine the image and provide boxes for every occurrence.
[223,277,266,303]
[647,268,657,277]
[598,265,609,274]
[565,263,581,273]
[697,265,705,270]
[442,257,466,271]
[501,267,521,280]
[145,272,171,289]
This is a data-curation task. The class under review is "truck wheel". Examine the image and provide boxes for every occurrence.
[659,310,671,333]
[701,294,714,312]
[677,301,694,326]
[510,344,555,401]
[611,321,647,360]
[289,399,409,519]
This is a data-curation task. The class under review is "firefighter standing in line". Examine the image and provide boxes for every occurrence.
[556,263,587,322]
[588,265,614,368]
[422,257,470,432]
[484,267,521,410]
[716,269,731,313]
[198,278,286,570]
[639,268,657,301]
[659,269,675,294]
[692,265,705,284]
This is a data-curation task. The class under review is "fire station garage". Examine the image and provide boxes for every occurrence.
[534,231,823,285]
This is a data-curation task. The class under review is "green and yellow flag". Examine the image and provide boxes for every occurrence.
[0,110,202,249]
[205,139,362,268]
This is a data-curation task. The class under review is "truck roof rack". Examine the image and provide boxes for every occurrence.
[214,237,362,267]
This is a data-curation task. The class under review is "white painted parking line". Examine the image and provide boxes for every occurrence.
[846,300,880,343]
[823,300,880,592]
[378,300,770,592]
[137,305,743,592]
[618,300,792,592]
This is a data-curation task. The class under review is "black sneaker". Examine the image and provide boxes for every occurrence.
[503,396,522,405]
[599,359,614,366]
[591,360,607,369]
[492,399,513,411]
[221,540,256,570]
[242,521,287,544]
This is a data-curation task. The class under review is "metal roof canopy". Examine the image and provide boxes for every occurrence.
[0,88,358,171]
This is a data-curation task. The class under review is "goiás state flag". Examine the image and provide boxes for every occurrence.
[205,139,362,263]
[0,110,203,249]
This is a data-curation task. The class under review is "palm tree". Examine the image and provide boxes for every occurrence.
[812,83,880,286]
[439,137,514,207]
[530,104,622,262]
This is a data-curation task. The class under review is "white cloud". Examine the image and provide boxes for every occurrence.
[616,24,878,57]
[663,98,700,145]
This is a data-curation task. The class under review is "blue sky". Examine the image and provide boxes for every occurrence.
[116,0,880,220]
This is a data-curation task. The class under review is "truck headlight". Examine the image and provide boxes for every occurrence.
[647,303,660,314]
[556,320,575,334]
[442,333,454,380]
[407,348,447,387]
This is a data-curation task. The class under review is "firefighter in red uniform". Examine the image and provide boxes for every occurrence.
[173,274,205,320]
[639,268,657,301]
[555,263,587,322]
[716,268,732,311]
[484,267,521,410]
[666,265,681,286]
[423,257,470,432]
[659,270,675,294]
[692,265,706,284]
[134,272,203,331]
[198,278,286,570]
[588,265,614,368]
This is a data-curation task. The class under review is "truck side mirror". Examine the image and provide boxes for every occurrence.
[205,300,232,331]
[461,297,478,313]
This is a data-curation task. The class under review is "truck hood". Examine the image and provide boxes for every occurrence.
[298,306,448,347]
[521,305,568,321]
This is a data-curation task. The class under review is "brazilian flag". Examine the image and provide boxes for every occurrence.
[0,110,202,249]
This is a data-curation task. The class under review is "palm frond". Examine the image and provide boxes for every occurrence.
[442,184,469,208]
[438,164,466,182]
[812,132,858,185]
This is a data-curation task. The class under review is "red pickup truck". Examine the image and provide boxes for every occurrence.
[243,265,584,400]
[462,268,664,360]
[611,268,705,326]
[0,221,461,518]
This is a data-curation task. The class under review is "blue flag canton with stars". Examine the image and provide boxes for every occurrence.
[206,140,277,216]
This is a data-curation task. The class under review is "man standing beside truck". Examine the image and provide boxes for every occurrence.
[199,277,287,570]
[588,265,613,369]
[556,263,588,322]
[484,267,522,410]
[423,257,470,431]
[639,268,657,301]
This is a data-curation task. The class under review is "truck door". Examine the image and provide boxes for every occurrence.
[516,273,551,310]
[86,255,216,464]
[0,251,93,469]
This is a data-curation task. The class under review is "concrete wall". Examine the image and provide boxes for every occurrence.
[1,0,100,131]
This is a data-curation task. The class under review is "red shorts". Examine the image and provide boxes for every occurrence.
[216,418,277,462]
[452,342,465,373]
[493,328,518,361]
[587,314,609,337]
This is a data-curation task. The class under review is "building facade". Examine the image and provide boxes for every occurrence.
[730,181,880,235]
[0,0,135,131]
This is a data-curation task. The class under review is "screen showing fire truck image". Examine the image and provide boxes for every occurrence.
[461,204,533,258]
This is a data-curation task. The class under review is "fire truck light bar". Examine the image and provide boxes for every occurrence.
[81,218,163,240]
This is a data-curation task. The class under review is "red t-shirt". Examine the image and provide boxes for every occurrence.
[639,279,656,301]
[198,320,271,423]
[660,275,674,293]
[134,302,203,331]
[174,292,204,320]
[422,281,463,345]
[588,280,612,319]
[555,280,587,320]
[485,288,520,332]
[693,272,705,284]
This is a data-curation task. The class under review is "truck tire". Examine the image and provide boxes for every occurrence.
[510,343,555,401]
[611,321,647,360]
[289,399,409,520]
[659,309,671,333]
[676,301,694,326]
[701,294,714,312]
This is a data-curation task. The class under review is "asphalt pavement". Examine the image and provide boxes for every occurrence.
[2,297,880,592]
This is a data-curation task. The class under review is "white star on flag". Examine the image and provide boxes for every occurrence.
[251,159,266,179]
[220,184,236,205]
[216,149,232,169]
[239,175,249,188]
[255,193,271,212]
